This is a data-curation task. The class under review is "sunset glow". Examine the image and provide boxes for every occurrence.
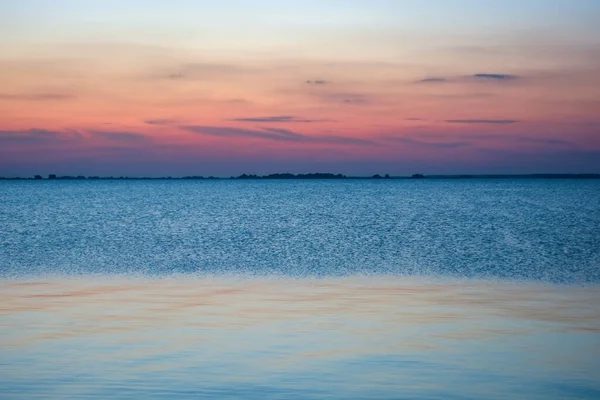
[1,0,599,176]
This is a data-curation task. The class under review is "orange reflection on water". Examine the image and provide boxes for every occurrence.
[1,276,600,399]
[2,277,599,347]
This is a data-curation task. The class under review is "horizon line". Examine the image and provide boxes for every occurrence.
[2,173,600,181]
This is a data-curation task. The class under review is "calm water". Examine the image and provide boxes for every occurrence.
[1,180,600,399]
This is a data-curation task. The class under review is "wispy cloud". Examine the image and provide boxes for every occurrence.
[226,98,249,104]
[91,131,150,142]
[420,132,574,147]
[415,73,520,84]
[0,129,65,144]
[472,73,518,81]
[0,129,83,145]
[313,92,369,105]
[230,115,333,123]
[181,125,372,145]
[445,119,519,124]
[0,93,74,101]
[145,119,178,125]
[384,135,471,149]
[427,92,496,99]
[306,80,329,85]
[416,77,448,83]
[513,136,572,146]
[159,63,251,80]
[1,128,151,146]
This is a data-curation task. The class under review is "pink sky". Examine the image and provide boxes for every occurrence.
[1,1,599,176]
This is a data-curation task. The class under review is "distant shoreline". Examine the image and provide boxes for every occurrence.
[2,173,599,180]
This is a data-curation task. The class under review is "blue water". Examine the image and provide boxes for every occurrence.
[1,180,599,281]
[1,180,600,399]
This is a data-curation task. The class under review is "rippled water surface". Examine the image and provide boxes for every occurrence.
[1,180,599,281]
[1,180,599,399]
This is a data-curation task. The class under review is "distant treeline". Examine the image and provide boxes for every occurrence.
[237,173,348,179]
[1,173,599,180]
[1,173,396,180]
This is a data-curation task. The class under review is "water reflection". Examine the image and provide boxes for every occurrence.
[1,277,599,399]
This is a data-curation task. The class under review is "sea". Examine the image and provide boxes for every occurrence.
[1,179,599,399]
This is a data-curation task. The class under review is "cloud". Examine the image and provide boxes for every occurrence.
[414,73,520,84]
[513,137,572,146]
[145,119,178,125]
[380,130,573,150]
[315,92,369,105]
[445,119,519,124]
[0,93,74,101]
[265,128,371,145]
[161,63,251,80]
[0,129,70,144]
[91,131,150,142]
[427,92,496,99]
[416,77,448,83]
[181,125,372,145]
[226,98,249,104]
[385,136,471,149]
[472,73,518,81]
[230,115,333,123]
[182,125,306,142]
[405,118,425,121]
[306,80,329,85]
[0,128,152,147]
[419,132,574,147]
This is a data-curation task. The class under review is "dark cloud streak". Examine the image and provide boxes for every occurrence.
[446,119,519,124]
[415,73,520,84]
[0,93,74,101]
[231,115,334,123]
[145,119,178,125]
[0,129,71,144]
[417,77,448,83]
[473,73,518,80]
[181,125,372,145]
[160,63,251,80]
[91,131,151,142]
[384,135,471,149]
[419,132,574,147]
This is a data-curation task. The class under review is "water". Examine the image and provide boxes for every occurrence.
[1,180,599,281]
[1,180,600,399]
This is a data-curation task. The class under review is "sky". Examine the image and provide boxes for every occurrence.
[1,0,599,177]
